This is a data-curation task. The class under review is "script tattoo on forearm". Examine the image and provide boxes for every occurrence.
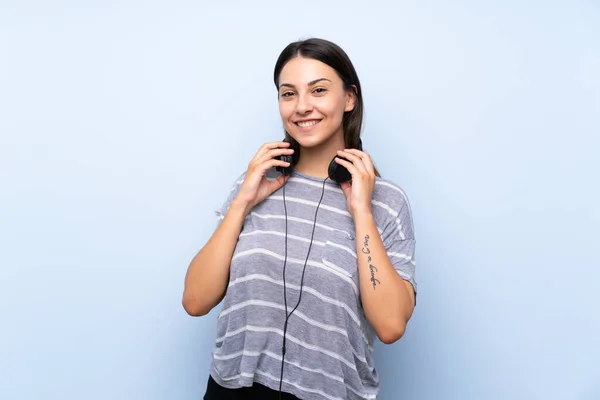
[362,235,379,290]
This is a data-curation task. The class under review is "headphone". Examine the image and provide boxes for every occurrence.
[275,138,362,183]
[274,138,362,398]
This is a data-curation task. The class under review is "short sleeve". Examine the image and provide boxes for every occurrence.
[214,172,245,227]
[381,196,417,303]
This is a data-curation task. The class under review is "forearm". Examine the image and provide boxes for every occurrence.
[354,212,414,343]
[182,199,249,316]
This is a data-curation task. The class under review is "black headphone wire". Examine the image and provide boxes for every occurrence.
[278,173,329,399]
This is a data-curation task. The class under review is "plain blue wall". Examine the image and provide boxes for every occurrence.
[1,1,598,399]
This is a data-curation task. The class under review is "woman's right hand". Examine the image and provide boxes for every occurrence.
[232,141,294,213]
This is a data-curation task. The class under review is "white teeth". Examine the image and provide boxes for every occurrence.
[297,120,319,127]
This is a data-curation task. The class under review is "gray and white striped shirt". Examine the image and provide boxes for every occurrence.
[209,168,417,400]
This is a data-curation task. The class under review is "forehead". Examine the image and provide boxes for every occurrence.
[278,56,340,85]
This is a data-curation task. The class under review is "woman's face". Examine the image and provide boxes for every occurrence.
[277,56,355,149]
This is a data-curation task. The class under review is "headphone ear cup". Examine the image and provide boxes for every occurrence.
[328,156,352,183]
[276,154,293,175]
[276,137,294,175]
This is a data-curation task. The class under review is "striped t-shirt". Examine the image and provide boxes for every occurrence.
[210,168,417,400]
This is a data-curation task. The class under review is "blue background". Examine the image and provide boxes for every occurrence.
[1,1,598,399]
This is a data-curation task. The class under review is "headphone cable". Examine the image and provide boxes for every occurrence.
[278,175,328,399]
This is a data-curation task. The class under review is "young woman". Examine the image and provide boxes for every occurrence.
[183,38,417,400]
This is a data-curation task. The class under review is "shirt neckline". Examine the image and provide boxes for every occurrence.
[291,169,338,186]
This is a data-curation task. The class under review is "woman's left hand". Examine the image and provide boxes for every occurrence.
[334,149,375,219]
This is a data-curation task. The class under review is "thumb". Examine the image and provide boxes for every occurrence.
[340,181,352,198]
[268,174,289,193]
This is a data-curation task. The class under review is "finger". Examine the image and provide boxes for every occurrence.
[336,150,367,174]
[255,147,294,165]
[344,149,374,175]
[267,174,289,193]
[248,157,290,180]
[260,157,291,173]
[334,156,360,177]
[252,141,291,162]
[339,181,352,198]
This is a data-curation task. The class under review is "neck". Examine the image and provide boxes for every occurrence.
[294,133,345,179]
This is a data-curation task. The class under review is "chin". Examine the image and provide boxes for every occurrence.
[294,137,320,147]
[292,137,324,149]
[288,130,335,149]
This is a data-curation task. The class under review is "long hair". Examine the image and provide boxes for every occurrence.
[273,38,380,177]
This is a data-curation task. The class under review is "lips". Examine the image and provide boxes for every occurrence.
[295,119,321,127]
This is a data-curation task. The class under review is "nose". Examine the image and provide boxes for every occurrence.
[295,92,313,115]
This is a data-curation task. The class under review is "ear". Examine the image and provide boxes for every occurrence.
[344,85,358,112]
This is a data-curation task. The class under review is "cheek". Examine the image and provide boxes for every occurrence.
[319,98,346,121]
[279,102,294,121]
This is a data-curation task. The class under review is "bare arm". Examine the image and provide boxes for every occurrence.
[181,141,293,317]
[354,212,415,344]
[334,148,416,344]
[182,199,250,316]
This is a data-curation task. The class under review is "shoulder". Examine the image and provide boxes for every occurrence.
[371,176,415,240]
[231,171,247,189]
[219,168,281,207]
[372,176,412,213]
[216,171,247,216]
[221,171,247,199]
[230,167,281,188]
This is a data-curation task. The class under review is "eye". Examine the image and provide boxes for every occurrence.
[313,87,327,94]
[280,91,295,98]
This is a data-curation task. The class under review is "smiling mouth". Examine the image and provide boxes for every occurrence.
[295,120,321,127]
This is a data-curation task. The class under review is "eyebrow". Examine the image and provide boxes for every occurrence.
[279,78,332,89]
